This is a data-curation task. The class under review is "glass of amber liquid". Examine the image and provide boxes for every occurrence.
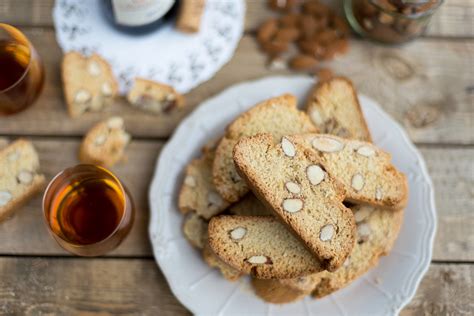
[43,164,134,256]
[0,23,45,115]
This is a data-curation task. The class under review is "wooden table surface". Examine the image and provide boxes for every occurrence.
[0,1,472,315]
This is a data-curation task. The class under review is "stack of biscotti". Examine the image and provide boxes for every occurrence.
[177,77,407,304]
[178,94,319,280]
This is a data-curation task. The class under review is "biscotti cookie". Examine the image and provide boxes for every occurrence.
[178,149,229,220]
[311,205,404,298]
[228,194,272,217]
[233,134,355,271]
[183,212,207,249]
[127,78,185,115]
[202,234,242,282]
[252,274,322,304]
[213,94,317,203]
[79,117,131,167]
[62,52,119,117]
[0,139,45,221]
[305,77,372,141]
[208,215,324,279]
[290,134,408,210]
[176,0,205,33]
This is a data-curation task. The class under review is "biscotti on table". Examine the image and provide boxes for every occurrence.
[0,139,45,221]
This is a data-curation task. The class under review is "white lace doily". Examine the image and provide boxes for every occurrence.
[53,0,245,93]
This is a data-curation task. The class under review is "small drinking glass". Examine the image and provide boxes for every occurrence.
[43,164,135,256]
[0,23,45,115]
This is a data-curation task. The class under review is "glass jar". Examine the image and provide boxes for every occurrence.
[344,0,443,44]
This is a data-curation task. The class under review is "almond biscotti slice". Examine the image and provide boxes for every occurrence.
[290,134,408,210]
[79,117,131,167]
[0,139,45,221]
[233,134,356,271]
[213,94,318,203]
[208,215,324,279]
[305,77,372,141]
[178,149,229,220]
[311,205,404,298]
[127,78,185,115]
[62,52,119,117]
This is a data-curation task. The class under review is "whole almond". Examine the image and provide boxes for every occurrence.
[257,19,278,44]
[298,41,325,58]
[299,15,318,39]
[279,13,300,27]
[314,29,339,45]
[289,54,319,70]
[332,16,351,36]
[261,40,289,56]
[274,27,300,42]
[302,2,331,17]
[323,38,349,60]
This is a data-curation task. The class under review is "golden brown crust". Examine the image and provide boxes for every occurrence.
[0,139,45,221]
[127,78,185,115]
[233,134,355,271]
[290,134,408,210]
[212,94,318,203]
[208,215,324,279]
[252,277,314,304]
[79,117,131,167]
[62,52,119,117]
[305,77,372,142]
[311,206,405,298]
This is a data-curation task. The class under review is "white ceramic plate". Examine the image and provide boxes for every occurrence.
[149,76,436,316]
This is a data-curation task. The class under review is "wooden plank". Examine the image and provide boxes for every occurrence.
[0,257,471,315]
[421,147,474,262]
[1,29,473,144]
[426,0,474,38]
[1,0,472,38]
[0,137,472,262]
[0,257,190,316]
[400,264,474,315]
[0,137,162,256]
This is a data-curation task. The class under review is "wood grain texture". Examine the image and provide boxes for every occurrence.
[421,147,474,262]
[0,29,473,144]
[0,0,472,38]
[0,139,471,262]
[0,257,471,315]
[400,264,474,315]
[0,257,190,316]
[0,138,162,256]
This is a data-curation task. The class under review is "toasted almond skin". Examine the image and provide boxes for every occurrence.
[261,40,289,55]
[274,27,301,42]
[279,13,300,27]
[289,54,319,70]
[257,19,279,44]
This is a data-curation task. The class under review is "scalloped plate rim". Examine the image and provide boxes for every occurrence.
[148,75,437,315]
